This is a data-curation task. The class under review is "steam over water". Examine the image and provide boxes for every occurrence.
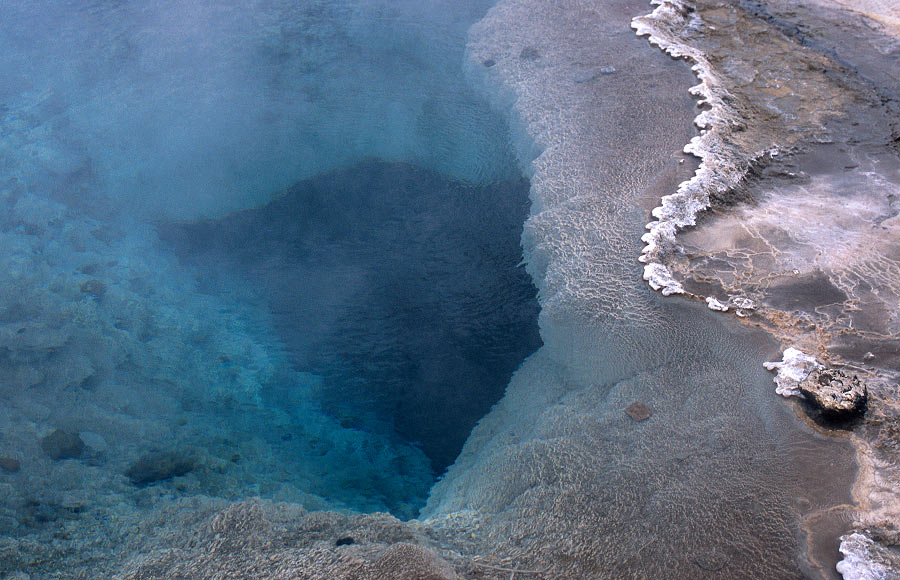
[0,0,863,578]
[0,0,529,550]
[0,0,517,218]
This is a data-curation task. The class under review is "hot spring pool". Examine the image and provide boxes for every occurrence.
[0,0,861,577]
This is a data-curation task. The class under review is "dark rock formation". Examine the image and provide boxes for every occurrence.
[125,451,195,486]
[41,429,85,460]
[625,402,652,422]
[335,537,355,547]
[799,368,867,419]
[80,279,107,297]
[0,457,21,473]
[519,46,540,60]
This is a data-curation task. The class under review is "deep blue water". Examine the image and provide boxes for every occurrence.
[0,0,532,533]
[160,160,541,475]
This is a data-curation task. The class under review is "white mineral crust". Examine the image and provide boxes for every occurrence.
[763,347,823,397]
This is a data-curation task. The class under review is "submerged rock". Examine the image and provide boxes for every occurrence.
[23,496,87,524]
[335,536,355,547]
[625,402,652,422]
[80,279,107,298]
[79,431,108,454]
[0,457,21,473]
[519,46,540,61]
[125,451,196,486]
[40,429,85,460]
[798,368,867,419]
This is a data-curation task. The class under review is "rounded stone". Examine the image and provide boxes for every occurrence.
[0,457,21,473]
[40,429,85,460]
[798,368,867,419]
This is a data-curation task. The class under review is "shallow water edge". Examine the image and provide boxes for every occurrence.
[634,0,900,576]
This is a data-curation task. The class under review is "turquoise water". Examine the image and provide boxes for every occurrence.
[159,161,541,475]
[0,0,533,539]
[0,0,518,218]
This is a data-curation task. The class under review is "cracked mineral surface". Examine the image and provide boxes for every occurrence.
[636,0,900,576]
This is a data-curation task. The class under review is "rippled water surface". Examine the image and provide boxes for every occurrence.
[160,161,541,475]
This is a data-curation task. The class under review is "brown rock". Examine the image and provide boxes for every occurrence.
[125,450,195,485]
[625,402,652,422]
[0,457,20,473]
[798,368,867,419]
[41,429,85,460]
